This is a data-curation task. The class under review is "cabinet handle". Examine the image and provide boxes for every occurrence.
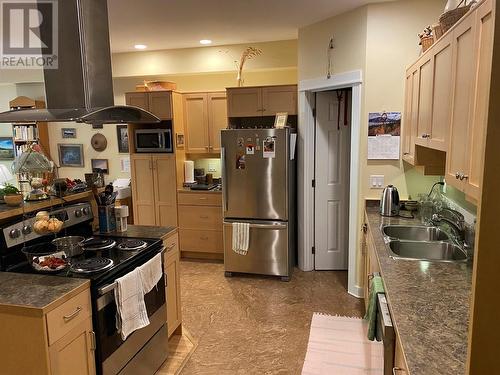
[455,172,460,179]
[362,224,368,233]
[63,306,82,322]
[149,160,153,170]
[199,197,208,200]
[90,331,96,351]
[200,215,209,219]
[393,368,406,374]
[461,174,469,181]
[403,152,409,155]
[421,133,430,139]
[166,243,176,251]
[200,236,209,240]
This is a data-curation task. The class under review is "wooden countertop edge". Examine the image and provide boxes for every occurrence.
[0,279,90,317]
[0,191,95,221]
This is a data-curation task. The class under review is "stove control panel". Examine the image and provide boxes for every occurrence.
[3,203,94,248]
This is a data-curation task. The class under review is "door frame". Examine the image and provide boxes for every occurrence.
[297,70,363,298]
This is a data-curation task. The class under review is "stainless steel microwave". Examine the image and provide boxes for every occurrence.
[135,128,173,153]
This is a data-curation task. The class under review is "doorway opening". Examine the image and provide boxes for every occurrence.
[314,89,352,270]
[297,70,363,296]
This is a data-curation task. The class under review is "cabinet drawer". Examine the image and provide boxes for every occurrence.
[178,206,222,230]
[180,229,223,253]
[163,232,179,255]
[46,290,91,346]
[177,192,222,206]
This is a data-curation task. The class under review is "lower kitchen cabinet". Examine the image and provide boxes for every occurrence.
[363,213,380,311]
[49,319,96,375]
[163,230,182,337]
[177,191,223,259]
[0,286,95,375]
[131,153,178,227]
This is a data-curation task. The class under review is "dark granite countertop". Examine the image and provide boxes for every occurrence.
[178,187,222,194]
[0,272,89,315]
[99,225,177,240]
[365,203,472,375]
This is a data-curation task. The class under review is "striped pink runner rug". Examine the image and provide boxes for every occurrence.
[302,314,384,375]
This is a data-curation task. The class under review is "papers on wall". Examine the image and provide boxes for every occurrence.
[290,133,297,160]
[367,111,401,160]
[120,157,130,173]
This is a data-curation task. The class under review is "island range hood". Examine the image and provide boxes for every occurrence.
[0,0,160,125]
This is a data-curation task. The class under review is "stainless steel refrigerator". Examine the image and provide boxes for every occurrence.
[221,127,296,280]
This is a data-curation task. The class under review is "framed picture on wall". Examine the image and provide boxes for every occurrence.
[0,138,15,160]
[61,128,77,138]
[91,158,109,174]
[116,125,129,153]
[58,144,84,167]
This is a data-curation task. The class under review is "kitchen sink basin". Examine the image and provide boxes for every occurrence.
[382,225,450,241]
[388,240,467,262]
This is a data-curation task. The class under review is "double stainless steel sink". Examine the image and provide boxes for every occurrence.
[382,225,467,262]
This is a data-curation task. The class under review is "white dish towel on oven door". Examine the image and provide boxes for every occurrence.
[114,268,150,340]
[232,222,250,255]
[139,253,163,294]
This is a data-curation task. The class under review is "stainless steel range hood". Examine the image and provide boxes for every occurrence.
[0,0,159,125]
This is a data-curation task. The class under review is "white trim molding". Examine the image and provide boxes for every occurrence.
[297,69,363,297]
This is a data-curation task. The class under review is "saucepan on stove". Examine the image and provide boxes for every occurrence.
[52,236,85,257]
[22,245,68,273]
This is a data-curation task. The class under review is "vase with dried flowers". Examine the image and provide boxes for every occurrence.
[236,47,262,87]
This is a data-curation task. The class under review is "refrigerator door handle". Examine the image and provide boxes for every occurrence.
[221,146,228,212]
[224,221,288,230]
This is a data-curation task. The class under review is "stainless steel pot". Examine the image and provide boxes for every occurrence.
[51,236,85,257]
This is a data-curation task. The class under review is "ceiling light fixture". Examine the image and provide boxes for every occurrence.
[134,44,147,50]
[199,39,212,45]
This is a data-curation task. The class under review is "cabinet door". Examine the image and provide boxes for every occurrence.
[465,0,493,200]
[165,236,181,337]
[153,154,178,227]
[446,14,477,190]
[148,92,172,119]
[184,93,210,153]
[262,85,297,116]
[131,154,156,225]
[226,87,262,117]
[415,56,433,147]
[125,92,149,111]
[429,34,453,151]
[49,319,95,375]
[207,92,227,153]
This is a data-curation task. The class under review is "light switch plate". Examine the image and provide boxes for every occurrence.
[369,175,384,189]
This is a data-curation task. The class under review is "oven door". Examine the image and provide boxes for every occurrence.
[96,274,167,375]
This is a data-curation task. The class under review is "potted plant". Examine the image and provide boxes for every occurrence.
[0,184,23,207]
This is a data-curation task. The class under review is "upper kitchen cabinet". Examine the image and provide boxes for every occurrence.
[226,85,297,117]
[183,92,227,154]
[125,91,172,120]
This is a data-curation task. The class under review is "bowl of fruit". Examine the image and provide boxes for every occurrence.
[22,245,68,273]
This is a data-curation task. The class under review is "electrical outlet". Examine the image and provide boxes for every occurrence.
[369,175,384,189]
[208,163,217,172]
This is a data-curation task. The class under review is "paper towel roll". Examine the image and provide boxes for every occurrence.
[184,160,195,183]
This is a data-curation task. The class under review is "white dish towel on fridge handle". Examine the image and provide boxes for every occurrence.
[232,222,250,255]
[114,268,150,340]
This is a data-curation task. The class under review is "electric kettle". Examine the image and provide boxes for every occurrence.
[380,185,400,217]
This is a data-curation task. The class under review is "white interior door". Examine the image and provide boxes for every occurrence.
[314,90,351,270]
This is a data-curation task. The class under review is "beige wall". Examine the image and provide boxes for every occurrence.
[298,6,367,81]
[112,40,297,78]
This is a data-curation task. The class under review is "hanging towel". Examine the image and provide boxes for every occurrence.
[114,268,150,340]
[363,275,385,341]
[232,222,250,255]
[138,252,163,294]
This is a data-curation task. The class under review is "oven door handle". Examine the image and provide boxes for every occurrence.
[97,246,165,296]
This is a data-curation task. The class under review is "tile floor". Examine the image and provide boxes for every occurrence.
[178,260,364,374]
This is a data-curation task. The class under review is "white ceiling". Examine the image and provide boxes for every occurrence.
[107,0,392,53]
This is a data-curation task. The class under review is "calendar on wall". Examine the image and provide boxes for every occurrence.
[367,112,401,160]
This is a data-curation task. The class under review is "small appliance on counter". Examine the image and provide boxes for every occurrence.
[184,160,195,184]
[115,205,129,232]
[380,185,400,217]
